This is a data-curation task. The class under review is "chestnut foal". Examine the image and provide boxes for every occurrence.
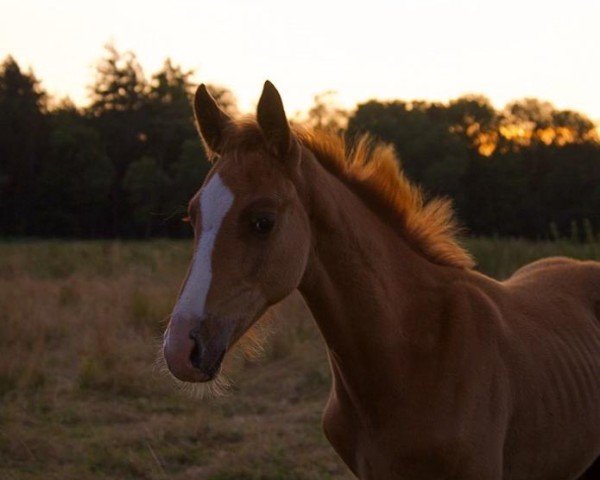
[163,81,600,479]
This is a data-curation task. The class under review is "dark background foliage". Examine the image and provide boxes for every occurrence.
[1,46,599,240]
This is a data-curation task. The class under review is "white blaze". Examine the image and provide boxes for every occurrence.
[173,173,234,319]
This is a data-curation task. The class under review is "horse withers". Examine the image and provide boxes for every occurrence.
[163,81,600,480]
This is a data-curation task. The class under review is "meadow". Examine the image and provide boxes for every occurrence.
[1,238,599,480]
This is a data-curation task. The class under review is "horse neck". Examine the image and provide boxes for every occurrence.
[297,153,452,403]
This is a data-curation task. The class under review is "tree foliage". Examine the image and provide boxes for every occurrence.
[1,48,599,240]
[35,104,114,236]
[0,56,47,235]
[348,96,600,239]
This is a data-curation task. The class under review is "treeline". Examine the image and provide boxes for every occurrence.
[1,46,599,239]
[0,46,233,238]
[348,97,600,239]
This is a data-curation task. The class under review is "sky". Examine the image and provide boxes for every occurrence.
[1,0,599,120]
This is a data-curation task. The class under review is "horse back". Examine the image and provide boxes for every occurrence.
[507,257,600,310]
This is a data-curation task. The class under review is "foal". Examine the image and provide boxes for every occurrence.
[163,81,600,479]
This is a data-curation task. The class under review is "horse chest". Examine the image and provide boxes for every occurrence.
[322,395,485,479]
[321,396,410,478]
[322,396,362,475]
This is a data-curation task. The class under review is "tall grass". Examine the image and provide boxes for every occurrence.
[0,238,598,479]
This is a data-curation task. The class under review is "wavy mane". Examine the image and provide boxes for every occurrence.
[218,119,474,269]
[295,128,474,269]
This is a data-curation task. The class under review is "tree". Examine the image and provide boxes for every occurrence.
[305,91,348,132]
[89,43,147,116]
[0,56,47,235]
[145,59,196,171]
[35,104,114,236]
[500,99,597,148]
[123,156,171,237]
[88,43,150,235]
[446,95,498,156]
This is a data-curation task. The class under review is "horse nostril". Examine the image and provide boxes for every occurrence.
[190,342,202,369]
[189,328,203,370]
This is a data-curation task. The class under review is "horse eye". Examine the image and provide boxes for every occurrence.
[250,214,275,235]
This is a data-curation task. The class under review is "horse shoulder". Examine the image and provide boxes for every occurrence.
[403,279,511,464]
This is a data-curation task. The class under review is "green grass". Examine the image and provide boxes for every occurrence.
[0,238,599,479]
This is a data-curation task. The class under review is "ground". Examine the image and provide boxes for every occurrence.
[1,238,599,480]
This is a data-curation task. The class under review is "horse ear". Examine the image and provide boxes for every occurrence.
[257,81,292,158]
[194,84,231,155]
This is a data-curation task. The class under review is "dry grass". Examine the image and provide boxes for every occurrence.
[1,238,599,479]
[0,240,345,480]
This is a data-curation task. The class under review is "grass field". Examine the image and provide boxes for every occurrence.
[1,238,599,480]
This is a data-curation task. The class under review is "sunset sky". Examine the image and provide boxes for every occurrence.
[2,0,599,120]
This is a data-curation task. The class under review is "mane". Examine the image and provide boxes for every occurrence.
[295,128,474,269]
[218,118,474,269]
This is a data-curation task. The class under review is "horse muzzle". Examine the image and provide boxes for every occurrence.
[163,314,232,382]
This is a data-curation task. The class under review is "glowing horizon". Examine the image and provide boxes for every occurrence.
[2,0,600,121]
